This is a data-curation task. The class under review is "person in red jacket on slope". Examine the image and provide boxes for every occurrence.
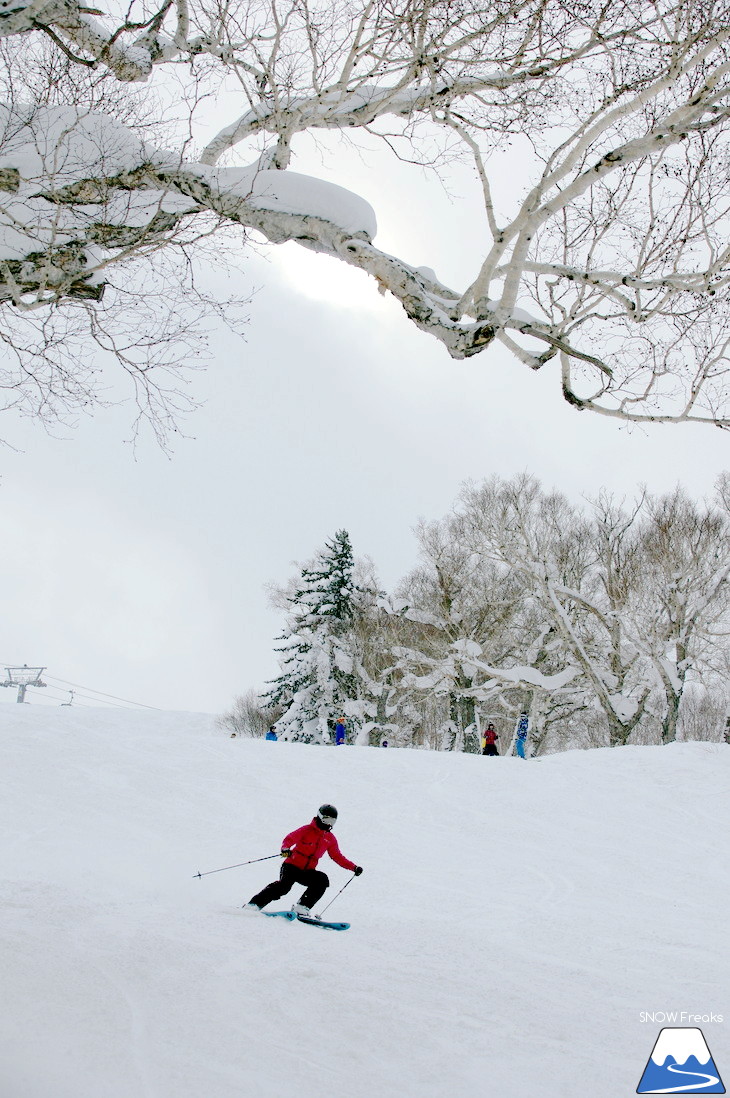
[482,722,500,756]
[245,804,363,915]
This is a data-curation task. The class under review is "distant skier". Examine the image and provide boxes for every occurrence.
[245,804,363,915]
[481,723,499,756]
[265,726,278,741]
[515,712,529,758]
[334,717,346,745]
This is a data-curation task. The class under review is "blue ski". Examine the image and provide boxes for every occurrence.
[296,914,350,931]
[257,909,350,930]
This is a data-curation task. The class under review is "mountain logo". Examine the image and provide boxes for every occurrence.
[637,1027,725,1093]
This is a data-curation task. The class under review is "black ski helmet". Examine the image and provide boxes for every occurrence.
[317,804,338,829]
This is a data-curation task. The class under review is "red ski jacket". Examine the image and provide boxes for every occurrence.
[282,819,357,873]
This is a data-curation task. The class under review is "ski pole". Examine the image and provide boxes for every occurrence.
[317,872,357,917]
[193,853,282,879]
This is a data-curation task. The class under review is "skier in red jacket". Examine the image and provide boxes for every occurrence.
[482,723,500,756]
[245,804,363,915]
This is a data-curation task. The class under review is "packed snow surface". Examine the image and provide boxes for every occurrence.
[1,708,727,1098]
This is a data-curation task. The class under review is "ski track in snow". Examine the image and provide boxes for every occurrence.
[0,707,728,1098]
[74,939,157,1098]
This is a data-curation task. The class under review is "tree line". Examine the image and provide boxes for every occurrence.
[221,473,730,754]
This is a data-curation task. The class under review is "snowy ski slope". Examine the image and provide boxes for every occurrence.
[1,707,727,1098]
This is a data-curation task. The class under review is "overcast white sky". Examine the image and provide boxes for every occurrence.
[1,135,728,713]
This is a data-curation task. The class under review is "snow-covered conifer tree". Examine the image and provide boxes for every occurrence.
[266,530,362,743]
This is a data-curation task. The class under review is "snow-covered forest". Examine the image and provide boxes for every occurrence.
[2,0,730,434]
[223,474,730,754]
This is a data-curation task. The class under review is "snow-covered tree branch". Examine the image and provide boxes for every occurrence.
[3,0,730,430]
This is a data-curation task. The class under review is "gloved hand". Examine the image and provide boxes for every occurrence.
[281,849,292,857]
[353,866,363,876]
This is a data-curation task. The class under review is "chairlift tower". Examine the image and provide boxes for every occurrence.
[1,665,47,703]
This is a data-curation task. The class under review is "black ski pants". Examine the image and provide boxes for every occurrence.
[249,863,329,910]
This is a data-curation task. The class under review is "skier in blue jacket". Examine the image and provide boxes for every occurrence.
[515,713,529,758]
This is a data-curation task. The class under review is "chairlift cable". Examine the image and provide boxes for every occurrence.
[45,676,162,710]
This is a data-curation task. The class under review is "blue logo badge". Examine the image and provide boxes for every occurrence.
[637,1028,725,1093]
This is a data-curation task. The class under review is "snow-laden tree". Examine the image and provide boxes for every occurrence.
[460,475,656,746]
[630,487,730,743]
[3,0,730,431]
[399,474,730,749]
[393,512,581,751]
[392,515,522,750]
[265,529,365,742]
[675,684,730,743]
[341,562,418,747]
